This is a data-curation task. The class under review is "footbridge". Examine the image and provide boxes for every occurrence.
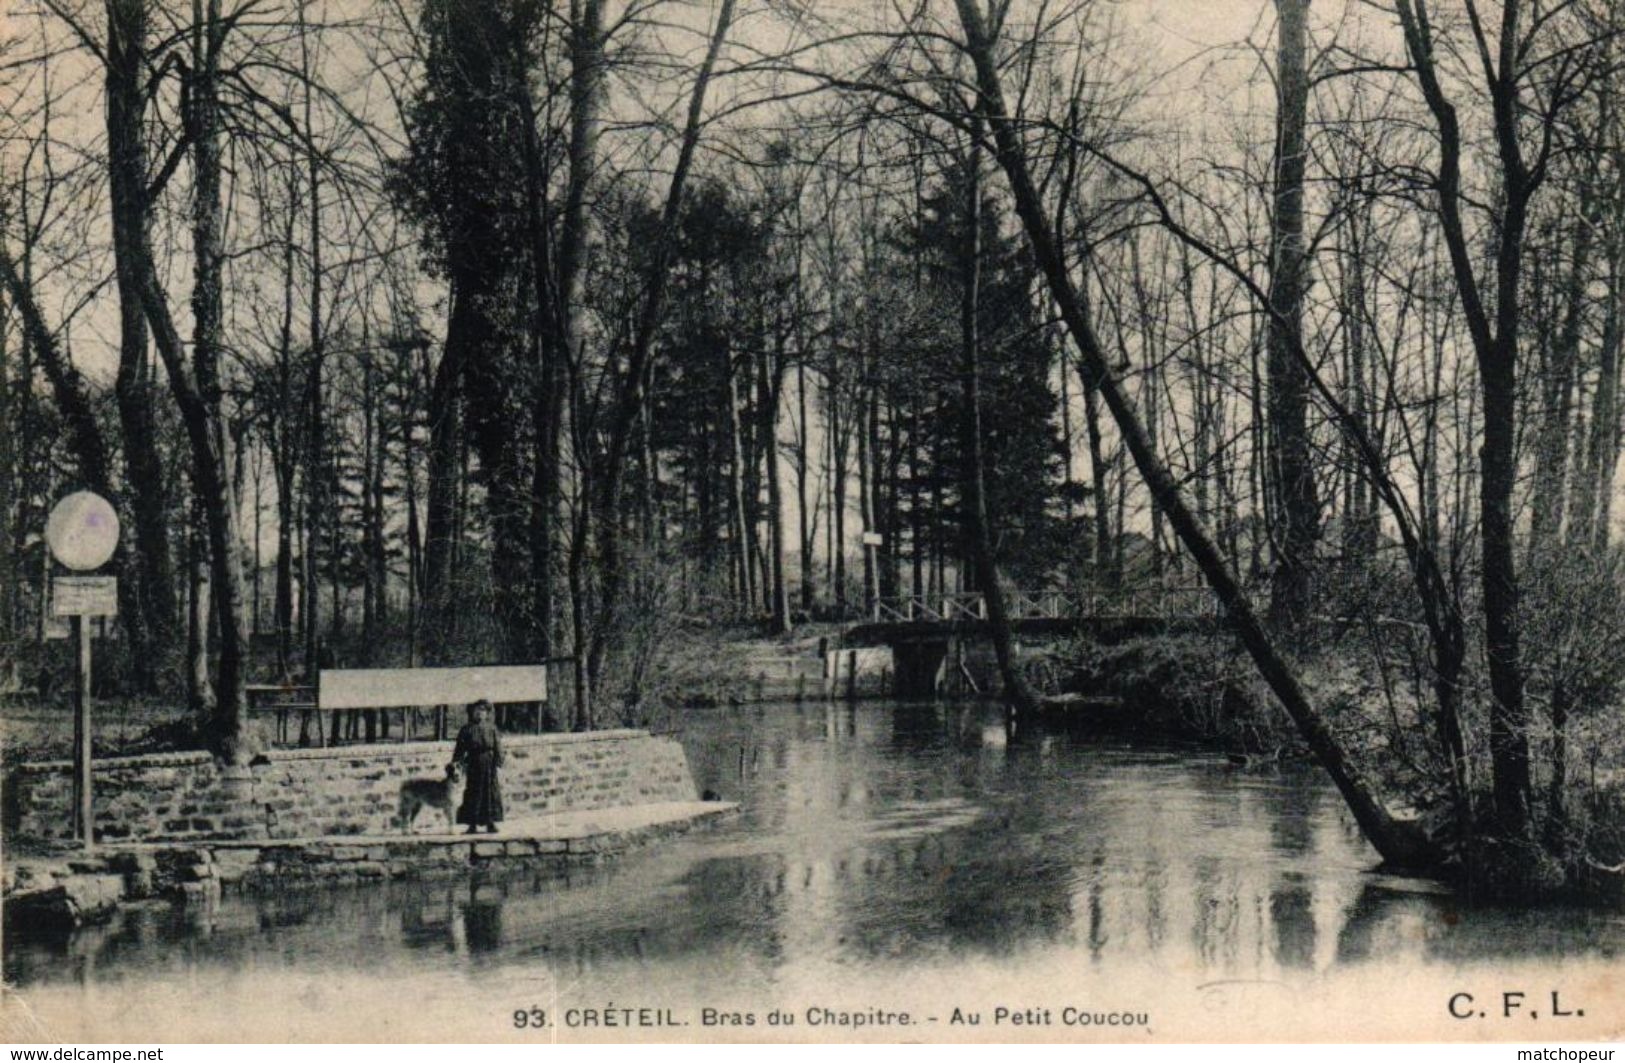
[837,586,1227,699]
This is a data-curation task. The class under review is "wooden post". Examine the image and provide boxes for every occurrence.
[72,614,93,848]
[317,671,330,747]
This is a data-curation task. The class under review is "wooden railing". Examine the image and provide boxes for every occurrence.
[870,586,1224,625]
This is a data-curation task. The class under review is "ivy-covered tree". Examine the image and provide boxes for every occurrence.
[389,0,543,664]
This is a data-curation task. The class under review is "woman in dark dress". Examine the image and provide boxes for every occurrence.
[453,699,504,834]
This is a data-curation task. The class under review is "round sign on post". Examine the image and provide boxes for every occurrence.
[44,490,119,850]
[45,491,120,571]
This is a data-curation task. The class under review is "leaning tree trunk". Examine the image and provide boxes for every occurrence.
[952,0,1433,868]
[0,248,114,504]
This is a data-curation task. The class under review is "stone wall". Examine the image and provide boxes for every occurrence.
[10,729,697,843]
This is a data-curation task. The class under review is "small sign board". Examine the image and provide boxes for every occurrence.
[861,531,884,547]
[52,575,119,617]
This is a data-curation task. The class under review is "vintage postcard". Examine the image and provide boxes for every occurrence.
[2,0,1623,1046]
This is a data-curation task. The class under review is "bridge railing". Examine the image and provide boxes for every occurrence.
[871,585,1224,624]
[875,592,990,622]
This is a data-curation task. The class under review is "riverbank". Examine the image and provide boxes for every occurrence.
[4,724,727,928]
[4,800,739,929]
[655,623,842,706]
[1049,631,1278,749]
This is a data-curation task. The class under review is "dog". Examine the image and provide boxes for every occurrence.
[398,762,464,834]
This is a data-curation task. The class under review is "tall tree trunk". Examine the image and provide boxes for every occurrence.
[882,394,903,599]
[106,0,176,691]
[1059,336,1075,522]
[959,126,1037,719]
[1572,139,1620,550]
[763,333,791,633]
[1128,235,1166,577]
[508,28,564,674]
[271,176,298,678]
[403,344,425,666]
[796,359,814,611]
[907,393,923,596]
[182,0,251,760]
[1536,212,1590,554]
[1341,215,1375,570]
[726,353,755,612]
[1078,355,1113,585]
[0,279,11,691]
[1396,0,1534,838]
[1266,0,1318,633]
[829,371,847,612]
[1588,247,1623,551]
[423,326,464,665]
[746,346,770,614]
[186,499,214,723]
[549,0,604,724]
[361,342,384,659]
[857,370,877,618]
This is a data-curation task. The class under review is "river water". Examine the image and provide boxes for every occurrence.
[5,700,1623,1041]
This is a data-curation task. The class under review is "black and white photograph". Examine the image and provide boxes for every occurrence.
[1,0,1623,1045]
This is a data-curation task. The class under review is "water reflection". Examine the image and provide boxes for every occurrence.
[463,885,504,956]
[7,700,1625,1038]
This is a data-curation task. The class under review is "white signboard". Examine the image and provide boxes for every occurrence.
[319,664,547,710]
[51,575,119,617]
[861,531,884,547]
